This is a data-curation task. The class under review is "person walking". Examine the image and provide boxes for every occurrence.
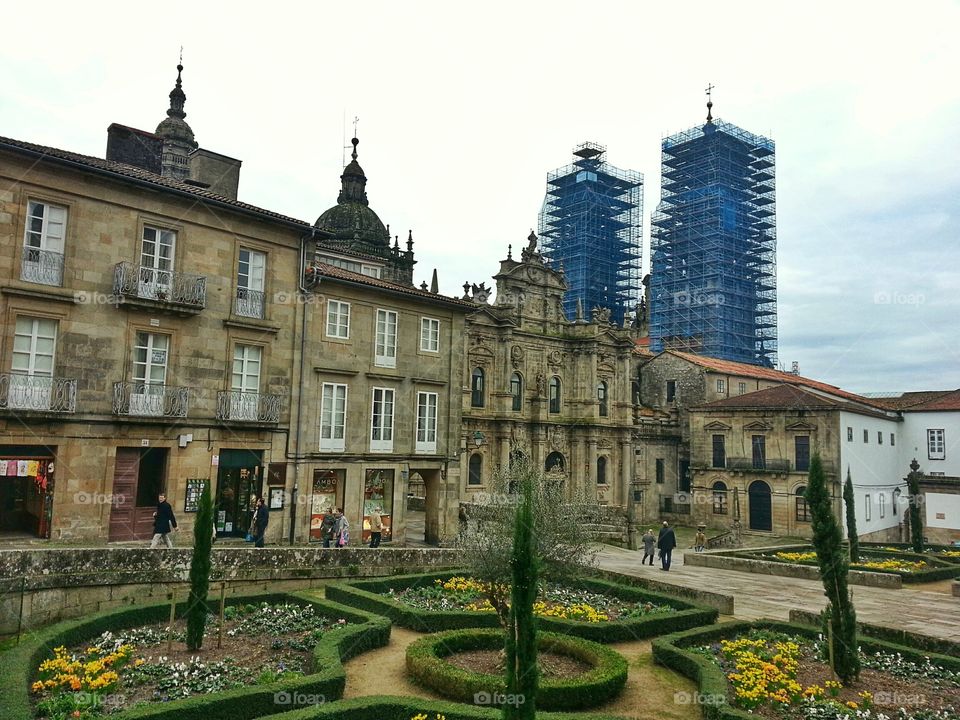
[694,525,707,553]
[658,521,677,571]
[641,528,656,566]
[251,496,269,548]
[150,492,178,548]
[369,507,383,548]
[320,507,336,548]
[334,508,350,547]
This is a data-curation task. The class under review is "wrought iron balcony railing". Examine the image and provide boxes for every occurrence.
[234,287,265,319]
[113,262,206,308]
[113,382,189,418]
[216,390,281,423]
[0,373,76,412]
[21,247,65,287]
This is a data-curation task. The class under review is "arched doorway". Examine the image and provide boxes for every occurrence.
[748,480,772,531]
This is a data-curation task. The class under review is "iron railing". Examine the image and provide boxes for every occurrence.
[234,288,265,319]
[21,247,64,286]
[0,374,76,412]
[113,382,189,418]
[113,262,206,308]
[216,390,281,423]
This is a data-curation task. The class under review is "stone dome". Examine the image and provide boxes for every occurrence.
[314,137,390,248]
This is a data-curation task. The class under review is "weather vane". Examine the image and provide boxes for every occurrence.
[705,83,715,123]
[352,116,359,137]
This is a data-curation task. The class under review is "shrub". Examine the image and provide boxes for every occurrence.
[186,482,214,651]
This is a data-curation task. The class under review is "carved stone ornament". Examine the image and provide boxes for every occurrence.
[510,345,525,368]
[547,349,563,367]
[550,425,566,449]
[597,438,612,450]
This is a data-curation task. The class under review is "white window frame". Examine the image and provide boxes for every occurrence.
[326,300,351,340]
[420,317,440,353]
[415,391,438,454]
[320,382,348,452]
[10,316,58,410]
[361,264,382,278]
[22,200,67,286]
[131,332,169,416]
[738,382,747,395]
[879,492,886,518]
[864,493,872,522]
[374,309,398,368]
[370,387,395,453]
[928,429,945,460]
[716,379,725,394]
[236,248,266,319]
[139,226,177,300]
[230,344,262,420]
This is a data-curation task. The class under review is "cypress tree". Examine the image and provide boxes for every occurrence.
[186,482,214,651]
[908,459,924,554]
[806,454,860,683]
[504,471,538,720]
[843,470,859,563]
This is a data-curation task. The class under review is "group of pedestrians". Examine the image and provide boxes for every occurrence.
[640,521,708,571]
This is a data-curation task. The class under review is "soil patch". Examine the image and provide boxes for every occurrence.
[445,649,590,679]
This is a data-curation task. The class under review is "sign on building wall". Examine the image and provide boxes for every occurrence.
[183,478,208,513]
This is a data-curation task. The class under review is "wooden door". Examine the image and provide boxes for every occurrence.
[108,448,139,541]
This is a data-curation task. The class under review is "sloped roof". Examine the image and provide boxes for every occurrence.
[695,384,895,420]
[902,389,960,412]
[312,262,475,310]
[870,390,960,411]
[0,135,309,227]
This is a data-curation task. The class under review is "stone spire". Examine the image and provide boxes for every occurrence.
[337,137,369,205]
[155,61,198,180]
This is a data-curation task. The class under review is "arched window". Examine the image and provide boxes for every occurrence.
[471,367,485,408]
[712,481,727,514]
[545,451,565,473]
[468,453,482,486]
[597,381,608,417]
[510,372,523,412]
[795,485,811,522]
[549,376,561,414]
[597,456,607,485]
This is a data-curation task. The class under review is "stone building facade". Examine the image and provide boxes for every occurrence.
[459,236,637,519]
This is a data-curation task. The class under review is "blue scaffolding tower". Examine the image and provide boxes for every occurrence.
[649,118,777,367]
[538,142,643,325]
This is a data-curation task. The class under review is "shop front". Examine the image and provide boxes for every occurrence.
[0,445,55,538]
[215,449,263,538]
[363,468,394,544]
[309,468,344,542]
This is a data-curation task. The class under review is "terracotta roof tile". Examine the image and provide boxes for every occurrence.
[696,384,895,420]
[902,389,960,412]
[312,263,476,310]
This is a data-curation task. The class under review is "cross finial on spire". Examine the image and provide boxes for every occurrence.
[705,83,714,124]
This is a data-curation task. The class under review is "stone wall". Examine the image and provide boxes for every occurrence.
[0,547,460,635]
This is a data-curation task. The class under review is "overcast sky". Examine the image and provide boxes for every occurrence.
[3,1,958,393]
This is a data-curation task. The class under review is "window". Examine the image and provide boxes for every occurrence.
[878,431,883,445]
[320,383,347,452]
[891,433,895,446]
[420,317,440,352]
[655,458,665,484]
[326,300,351,339]
[738,382,747,395]
[863,429,869,443]
[130,332,169,416]
[893,488,901,516]
[712,435,726,469]
[864,493,872,521]
[716,379,725,394]
[471,368,485,408]
[10,316,58,410]
[370,387,395,452]
[374,310,398,367]
[752,435,766,470]
[545,452,565,473]
[928,429,945,460]
[795,436,810,472]
[139,226,176,300]
[510,372,523,411]
[597,381,608,417]
[315,254,381,278]
[415,391,438,453]
[795,486,811,522]
[236,248,265,318]
[712,481,728,514]
[879,492,886,518]
[230,344,262,420]
[666,380,676,403]
[360,265,381,278]
[549,376,561,414]
[847,427,853,442]
[468,454,483,485]
[597,457,607,485]
[22,200,66,286]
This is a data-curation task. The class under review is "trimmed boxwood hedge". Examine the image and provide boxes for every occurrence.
[651,620,960,720]
[1,591,390,720]
[265,694,628,720]
[324,570,718,641]
[405,629,628,711]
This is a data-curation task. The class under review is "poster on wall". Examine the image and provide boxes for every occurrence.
[363,469,394,543]
[183,478,208,513]
[310,469,344,541]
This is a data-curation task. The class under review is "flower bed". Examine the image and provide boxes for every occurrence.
[324,570,718,642]
[739,545,959,583]
[2,592,390,720]
[653,620,960,720]
[405,629,628,711]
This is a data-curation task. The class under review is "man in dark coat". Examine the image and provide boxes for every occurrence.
[658,521,677,571]
[320,508,336,548]
[252,496,269,548]
[150,492,178,548]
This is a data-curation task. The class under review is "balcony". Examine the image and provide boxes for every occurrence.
[21,248,64,287]
[113,382,189,418]
[234,287,265,319]
[0,373,76,413]
[216,390,281,423]
[113,262,206,314]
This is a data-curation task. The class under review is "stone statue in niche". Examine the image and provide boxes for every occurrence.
[536,373,546,397]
